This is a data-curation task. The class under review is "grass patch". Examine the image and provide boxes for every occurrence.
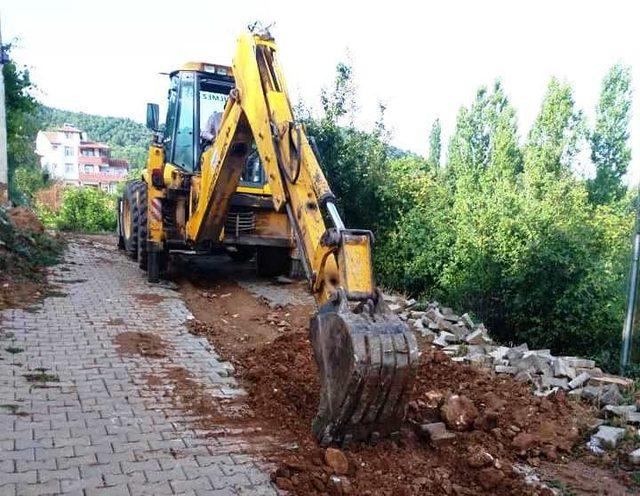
[23,371,59,383]
[0,404,29,417]
[547,479,577,496]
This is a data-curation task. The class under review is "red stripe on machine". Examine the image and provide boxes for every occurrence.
[150,199,162,221]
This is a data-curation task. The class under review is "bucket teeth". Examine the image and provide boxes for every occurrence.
[310,291,419,445]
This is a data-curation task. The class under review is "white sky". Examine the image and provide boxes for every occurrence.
[2,0,639,180]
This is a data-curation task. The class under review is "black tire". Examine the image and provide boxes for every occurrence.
[256,246,291,277]
[137,184,148,271]
[226,246,256,263]
[122,181,141,260]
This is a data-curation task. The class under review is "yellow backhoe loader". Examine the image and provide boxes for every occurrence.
[117,25,418,446]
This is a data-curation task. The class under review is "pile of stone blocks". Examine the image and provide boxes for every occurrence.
[385,296,634,403]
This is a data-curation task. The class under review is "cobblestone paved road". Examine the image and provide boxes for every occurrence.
[0,237,277,496]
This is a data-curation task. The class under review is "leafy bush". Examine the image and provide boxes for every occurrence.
[38,187,117,233]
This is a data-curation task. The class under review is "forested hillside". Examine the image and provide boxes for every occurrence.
[37,106,150,168]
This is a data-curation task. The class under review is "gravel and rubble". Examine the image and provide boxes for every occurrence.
[387,293,640,468]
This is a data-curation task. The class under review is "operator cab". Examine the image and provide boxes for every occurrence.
[154,62,266,187]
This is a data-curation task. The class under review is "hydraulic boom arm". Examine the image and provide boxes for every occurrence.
[187,28,418,445]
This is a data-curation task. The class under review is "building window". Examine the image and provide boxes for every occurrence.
[65,163,74,174]
[52,144,59,150]
[64,146,73,156]
[84,165,95,173]
[65,132,72,139]
[99,166,109,173]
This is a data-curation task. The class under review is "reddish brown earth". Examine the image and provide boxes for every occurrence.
[174,277,640,495]
[114,331,169,359]
[6,206,45,233]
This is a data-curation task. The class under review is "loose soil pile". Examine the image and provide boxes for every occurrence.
[7,206,45,233]
[0,206,63,311]
[178,279,624,495]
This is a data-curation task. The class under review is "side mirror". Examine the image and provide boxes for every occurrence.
[146,103,159,131]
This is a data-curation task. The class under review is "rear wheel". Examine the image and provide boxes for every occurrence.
[256,246,290,277]
[122,182,141,260]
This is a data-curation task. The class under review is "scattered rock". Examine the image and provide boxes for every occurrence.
[477,467,504,490]
[424,390,444,409]
[601,404,636,419]
[388,303,403,314]
[565,357,596,369]
[494,365,517,375]
[592,425,626,450]
[467,448,494,468]
[512,432,537,453]
[418,422,456,445]
[325,448,349,475]
[629,448,640,465]
[441,395,478,431]
[600,384,623,406]
[465,329,486,345]
[568,372,591,390]
[626,412,640,425]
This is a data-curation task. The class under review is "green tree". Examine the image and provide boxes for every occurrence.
[320,61,357,126]
[427,118,441,170]
[2,43,46,203]
[588,64,632,204]
[524,78,584,178]
[446,81,517,186]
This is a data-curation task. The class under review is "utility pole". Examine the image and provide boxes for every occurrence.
[621,192,640,373]
[0,13,9,204]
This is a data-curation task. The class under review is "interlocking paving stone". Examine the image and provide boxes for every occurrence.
[0,237,277,495]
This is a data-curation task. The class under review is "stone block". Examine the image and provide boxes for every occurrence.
[417,422,456,445]
[568,372,591,390]
[592,425,625,450]
[552,358,576,379]
[565,357,596,369]
[494,365,517,375]
[542,376,569,390]
[629,448,640,465]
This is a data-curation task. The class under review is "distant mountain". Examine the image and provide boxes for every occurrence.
[37,106,150,169]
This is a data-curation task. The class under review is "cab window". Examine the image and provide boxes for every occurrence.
[163,76,179,161]
[173,73,196,171]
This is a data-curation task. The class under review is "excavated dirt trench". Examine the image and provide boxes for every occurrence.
[175,257,634,496]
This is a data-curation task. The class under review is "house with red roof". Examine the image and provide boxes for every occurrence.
[35,124,129,193]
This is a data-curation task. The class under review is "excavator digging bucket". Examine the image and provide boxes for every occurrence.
[310,291,419,446]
